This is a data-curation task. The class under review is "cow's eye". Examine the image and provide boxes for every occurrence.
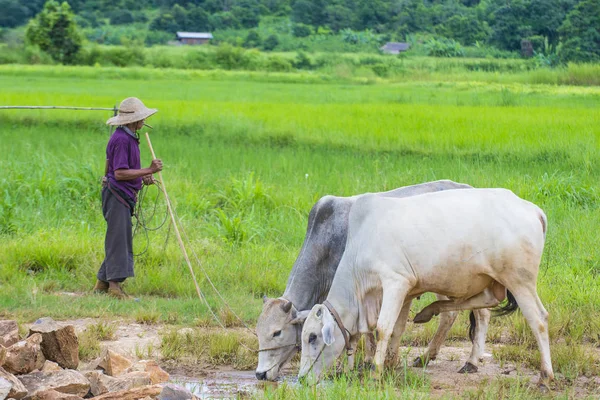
[273,330,281,338]
[309,333,317,344]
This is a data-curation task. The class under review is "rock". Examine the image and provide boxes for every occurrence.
[0,376,12,399]
[41,361,62,373]
[98,349,132,377]
[91,384,163,400]
[0,345,6,367]
[0,321,19,348]
[132,361,169,385]
[157,384,195,400]
[17,370,90,398]
[31,389,84,400]
[29,318,79,370]
[85,371,151,396]
[0,367,28,399]
[4,334,45,375]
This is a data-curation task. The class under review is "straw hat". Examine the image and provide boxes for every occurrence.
[106,97,158,126]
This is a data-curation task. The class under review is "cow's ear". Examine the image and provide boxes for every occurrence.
[321,311,336,346]
[290,310,310,325]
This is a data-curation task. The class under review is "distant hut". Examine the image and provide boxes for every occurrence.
[380,42,410,55]
[175,32,213,45]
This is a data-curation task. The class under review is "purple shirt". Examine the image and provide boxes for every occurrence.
[106,127,141,202]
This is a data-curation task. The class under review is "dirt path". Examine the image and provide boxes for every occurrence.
[48,318,600,398]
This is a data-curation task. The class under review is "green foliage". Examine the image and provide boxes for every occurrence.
[292,50,314,69]
[424,38,465,57]
[25,0,82,64]
[435,14,491,46]
[292,23,312,38]
[262,33,279,50]
[243,30,261,48]
[558,0,600,63]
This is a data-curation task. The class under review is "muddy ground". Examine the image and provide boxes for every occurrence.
[49,318,600,399]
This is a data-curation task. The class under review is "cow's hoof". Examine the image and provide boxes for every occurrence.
[458,362,478,374]
[412,356,428,368]
[413,310,434,324]
[538,382,550,394]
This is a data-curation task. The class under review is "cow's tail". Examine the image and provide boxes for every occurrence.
[468,291,519,342]
[468,311,476,343]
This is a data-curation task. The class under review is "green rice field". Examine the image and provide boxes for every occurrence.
[0,64,599,398]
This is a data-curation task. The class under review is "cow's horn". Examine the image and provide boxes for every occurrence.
[281,300,293,313]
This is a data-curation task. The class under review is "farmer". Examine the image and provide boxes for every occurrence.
[94,97,162,299]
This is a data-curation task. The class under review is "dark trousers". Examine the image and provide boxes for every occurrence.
[97,187,134,282]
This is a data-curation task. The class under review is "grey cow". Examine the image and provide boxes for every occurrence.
[256,180,491,381]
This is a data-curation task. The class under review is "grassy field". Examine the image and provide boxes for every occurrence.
[0,64,599,398]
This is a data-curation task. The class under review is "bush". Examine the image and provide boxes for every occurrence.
[292,51,314,69]
[243,30,261,48]
[213,44,246,70]
[184,50,212,70]
[424,38,465,57]
[371,63,389,77]
[265,55,292,72]
[292,23,312,38]
[101,46,145,67]
[109,10,134,25]
[262,34,279,51]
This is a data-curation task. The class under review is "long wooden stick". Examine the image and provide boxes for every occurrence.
[144,132,204,302]
[0,106,119,111]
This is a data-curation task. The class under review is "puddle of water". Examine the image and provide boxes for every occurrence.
[170,371,283,399]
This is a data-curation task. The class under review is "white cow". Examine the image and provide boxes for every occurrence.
[298,188,552,387]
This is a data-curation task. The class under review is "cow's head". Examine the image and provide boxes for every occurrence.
[298,304,346,385]
[255,297,309,381]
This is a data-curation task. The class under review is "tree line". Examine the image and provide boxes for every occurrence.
[1,0,599,63]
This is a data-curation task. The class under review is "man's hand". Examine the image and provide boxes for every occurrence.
[150,159,163,173]
[142,175,155,186]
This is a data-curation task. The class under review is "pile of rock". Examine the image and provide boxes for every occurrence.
[0,318,197,400]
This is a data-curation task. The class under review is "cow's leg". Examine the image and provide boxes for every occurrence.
[413,294,458,368]
[458,308,491,373]
[414,287,501,324]
[373,280,411,379]
[385,297,413,367]
[507,286,553,385]
[346,334,361,373]
[363,332,376,365]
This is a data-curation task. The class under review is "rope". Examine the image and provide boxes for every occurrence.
[143,133,257,352]
[132,181,170,257]
[170,202,258,336]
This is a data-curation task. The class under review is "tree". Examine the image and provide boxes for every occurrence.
[25,0,82,64]
[291,0,313,25]
[0,0,30,28]
[262,34,279,50]
[149,13,178,32]
[109,10,134,25]
[243,30,261,48]
[187,6,210,31]
[171,4,189,30]
[292,23,312,37]
[435,14,491,45]
[325,4,353,33]
[558,0,600,62]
